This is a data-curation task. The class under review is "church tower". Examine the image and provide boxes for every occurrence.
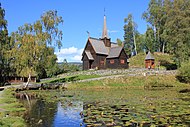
[101,15,111,47]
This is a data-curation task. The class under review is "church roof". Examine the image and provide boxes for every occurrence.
[111,43,119,47]
[89,38,109,55]
[85,50,94,60]
[107,47,123,58]
[145,51,155,60]
[88,37,124,59]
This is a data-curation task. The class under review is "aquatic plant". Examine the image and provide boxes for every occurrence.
[78,89,190,126]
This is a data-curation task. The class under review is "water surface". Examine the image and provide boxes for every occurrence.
[23,88,190,126]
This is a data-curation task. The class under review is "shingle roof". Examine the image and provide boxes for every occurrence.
[145,51,155,60]
[111,43,118,47]
[107,47,123,58]
[85,50,94,60]
[89,38,108,55]
[87,37,125,59]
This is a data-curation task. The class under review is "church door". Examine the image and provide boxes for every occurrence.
[89,60,93,69]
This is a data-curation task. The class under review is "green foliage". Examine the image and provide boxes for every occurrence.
[10,10,63,79]
[135,33,146,53]
[145,26,156,52]
[163,0,190,66]
[143,0,190,66]
[176,62,190,83]
[116,38,123,47]
[0,3,11,84]
[123,14,138,56]
[143,0,165,53]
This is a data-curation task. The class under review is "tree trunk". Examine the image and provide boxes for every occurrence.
[24,73,31,88]
[132,18,137,55]
[162,41,165,53]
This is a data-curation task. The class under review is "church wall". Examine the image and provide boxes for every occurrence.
[118,50,129,69]
[95,54,107,69]
[106,58,119,69]
[82,54,89,70]
[82,41,96,70]
[106,50,129,69]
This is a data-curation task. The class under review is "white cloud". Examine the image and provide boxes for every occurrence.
[108,30,119,33]
[57,47,78,55]
[55,47,83,62]
[72,55,82,61]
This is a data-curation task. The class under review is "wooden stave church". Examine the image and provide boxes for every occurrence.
[82,15,129,70]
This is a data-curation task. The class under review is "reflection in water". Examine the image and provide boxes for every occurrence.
[24,98,85,127]
[53,101,84,127]
[24,99,57,127]
[22,89,190,126]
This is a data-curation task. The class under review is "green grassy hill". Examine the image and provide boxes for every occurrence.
[129,52,177,70]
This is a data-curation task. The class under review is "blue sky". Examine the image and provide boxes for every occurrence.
[1,0,149,62]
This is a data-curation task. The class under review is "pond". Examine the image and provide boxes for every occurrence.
[21,88,190,127]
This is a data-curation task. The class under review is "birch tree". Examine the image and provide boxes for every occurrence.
[123,14,138,56]
[11,10,63,87]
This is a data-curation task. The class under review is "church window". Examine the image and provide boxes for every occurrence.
[110,60,114,64]
[120,59,125,64]
[100,60,104,65]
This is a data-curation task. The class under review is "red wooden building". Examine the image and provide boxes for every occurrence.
[145,51,155,69]
[7,76,37,83]
[82,15,129,70]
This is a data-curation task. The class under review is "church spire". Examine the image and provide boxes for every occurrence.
[102,14,109,39]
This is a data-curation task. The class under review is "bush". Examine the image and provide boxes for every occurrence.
[176,62,190,83]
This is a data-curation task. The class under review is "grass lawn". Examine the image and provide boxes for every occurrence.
[40,74,101,84]
[129,52,176,69]
[68,74,189,90]
[0,89,26,127]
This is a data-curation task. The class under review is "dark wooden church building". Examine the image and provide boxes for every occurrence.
[82,15,129,70]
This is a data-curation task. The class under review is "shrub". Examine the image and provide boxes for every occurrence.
[176,62,190,83]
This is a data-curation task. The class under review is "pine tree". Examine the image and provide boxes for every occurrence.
[0,3,10,84]
[123,14,138,56]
